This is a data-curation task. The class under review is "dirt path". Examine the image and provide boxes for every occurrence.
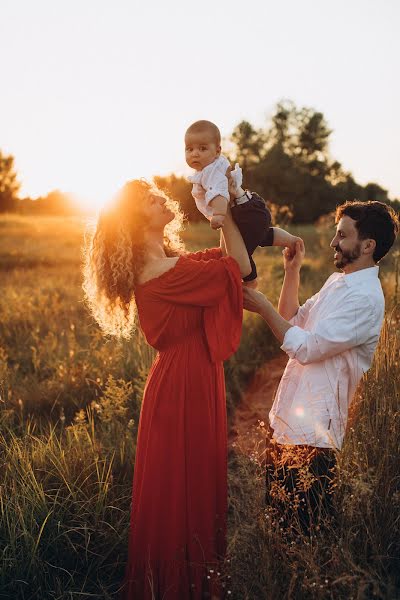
[229,353,288,455]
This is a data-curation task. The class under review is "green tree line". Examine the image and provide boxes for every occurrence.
[157,100,399,223]
[1,101,399,222]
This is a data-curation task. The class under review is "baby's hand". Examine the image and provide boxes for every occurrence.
[210,214,225,230]
[273,228,304,258]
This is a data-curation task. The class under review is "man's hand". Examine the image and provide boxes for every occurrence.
[242,287,269,315]
[283,239,305,272]
[286,234,304,257]
[210,214,225,229]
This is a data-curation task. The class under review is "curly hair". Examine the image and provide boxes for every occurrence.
[82,179,186,339]
[335,200,399,262]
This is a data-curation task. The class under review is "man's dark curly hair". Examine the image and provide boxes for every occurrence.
[335,200,399,262]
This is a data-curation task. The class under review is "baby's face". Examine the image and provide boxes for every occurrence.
[185,131,221,171]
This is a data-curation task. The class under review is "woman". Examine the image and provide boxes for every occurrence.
[83,179,251,599]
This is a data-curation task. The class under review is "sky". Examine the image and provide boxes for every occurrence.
[1,0,399,210]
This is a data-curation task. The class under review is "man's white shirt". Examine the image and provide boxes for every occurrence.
[270,266,385,449]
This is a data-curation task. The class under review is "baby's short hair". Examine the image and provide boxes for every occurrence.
[185,120,221,145]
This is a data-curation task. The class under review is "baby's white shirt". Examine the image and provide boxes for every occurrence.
[188,155,242,219]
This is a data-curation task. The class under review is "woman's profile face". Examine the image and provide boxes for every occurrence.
[144,193,175,229]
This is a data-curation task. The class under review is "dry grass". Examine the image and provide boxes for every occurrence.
[227,314,400,600]
[0,215,399,599]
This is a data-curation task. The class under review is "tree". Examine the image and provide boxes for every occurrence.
[295,109,331,161]
[364,182,390,203]
[230,101,397,223]
[0,151,20,212]
[230,121,266,178]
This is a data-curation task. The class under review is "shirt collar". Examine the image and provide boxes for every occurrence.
[187,156,222,183]
[341,265,379,287]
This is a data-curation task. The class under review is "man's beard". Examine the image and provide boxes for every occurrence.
[334,242,362,269]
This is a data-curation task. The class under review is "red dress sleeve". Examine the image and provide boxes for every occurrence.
[184,247,223,261]
[148,254,243,362]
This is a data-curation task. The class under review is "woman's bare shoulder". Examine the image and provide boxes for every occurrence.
[137,256,181,286]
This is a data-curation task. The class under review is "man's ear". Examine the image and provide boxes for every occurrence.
[363,238,376,256]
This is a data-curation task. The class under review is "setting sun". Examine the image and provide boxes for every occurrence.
[2,1,399,210]
[1,1,399,597]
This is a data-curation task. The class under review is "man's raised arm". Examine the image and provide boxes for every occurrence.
[278,240,305,320]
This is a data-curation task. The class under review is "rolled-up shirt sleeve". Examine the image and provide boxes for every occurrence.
[282,296,377,365]
[202,167,229,204]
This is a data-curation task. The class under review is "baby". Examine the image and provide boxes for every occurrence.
[185,119,301,286]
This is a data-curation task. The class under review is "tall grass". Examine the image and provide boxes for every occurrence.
[227,312,400,599]
[0,215,399,599]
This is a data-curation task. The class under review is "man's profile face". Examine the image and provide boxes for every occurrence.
[330,216,362,271]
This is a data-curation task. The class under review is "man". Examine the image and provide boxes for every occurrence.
[243,200,399,532]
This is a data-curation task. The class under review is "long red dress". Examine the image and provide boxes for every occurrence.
[123,248,243,599]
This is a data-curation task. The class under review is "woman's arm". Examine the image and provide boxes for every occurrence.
[219,169,250,275]
[243,288,292,344]
[221,207,251,278]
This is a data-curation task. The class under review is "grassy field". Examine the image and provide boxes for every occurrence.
[0,214,399,599]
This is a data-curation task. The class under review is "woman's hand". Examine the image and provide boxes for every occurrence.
[283,239,305,272]
[226,167,244,200]
[244,286,293,343]
[242,287,270,315]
